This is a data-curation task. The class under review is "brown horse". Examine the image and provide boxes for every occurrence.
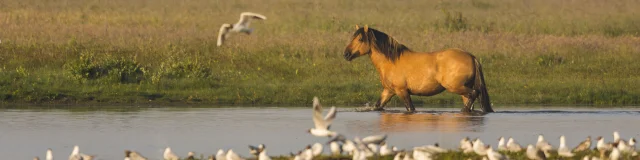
[343,25,494,113]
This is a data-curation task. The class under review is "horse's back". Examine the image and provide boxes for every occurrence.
[434,48,475,62]
[433,48,476,88]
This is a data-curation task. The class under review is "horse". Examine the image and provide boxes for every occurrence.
[343,25,494,113]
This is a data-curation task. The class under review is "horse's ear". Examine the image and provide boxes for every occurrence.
[364,25,369,32]
[355,25,360,30]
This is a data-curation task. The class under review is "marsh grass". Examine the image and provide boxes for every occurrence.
[1,0,640,106]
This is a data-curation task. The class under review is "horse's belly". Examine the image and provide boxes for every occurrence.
[408,80,446,96]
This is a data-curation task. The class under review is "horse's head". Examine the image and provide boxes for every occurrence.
[344,25,372,61]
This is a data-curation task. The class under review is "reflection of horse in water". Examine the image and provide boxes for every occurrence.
[343,25,494,113]
[378,112,485,132]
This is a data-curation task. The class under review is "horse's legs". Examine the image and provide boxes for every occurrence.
[395,90,415,112]
[460,90,478,112]
[461,96,472,112]
[468,90,478,110]
[446,85,475,112]
[373,89,395,111]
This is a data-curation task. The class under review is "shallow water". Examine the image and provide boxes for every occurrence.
[1,107,639,159]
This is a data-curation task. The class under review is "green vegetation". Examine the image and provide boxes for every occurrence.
[1,0,640,106]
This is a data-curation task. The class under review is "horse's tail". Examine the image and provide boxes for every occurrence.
[473,57,494,112]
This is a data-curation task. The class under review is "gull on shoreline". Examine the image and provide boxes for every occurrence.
[526,144,546,160]
[69,145,95,160]
[506,137,523,152]
[558,135,575,157]
[573,136,591,152]
[497,137,507,151]
[163,147,179,160]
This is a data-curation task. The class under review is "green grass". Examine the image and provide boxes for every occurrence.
[1,0,640,106]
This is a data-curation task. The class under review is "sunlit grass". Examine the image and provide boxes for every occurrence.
[1,0,639,106]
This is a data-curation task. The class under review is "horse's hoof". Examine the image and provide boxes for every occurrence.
[372,107,385,111]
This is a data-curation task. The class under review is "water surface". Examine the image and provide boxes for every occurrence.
[1,107,639,159]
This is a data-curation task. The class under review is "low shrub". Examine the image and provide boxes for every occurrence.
[65,52,146,84]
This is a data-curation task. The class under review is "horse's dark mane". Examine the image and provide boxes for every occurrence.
[353,28,410,62]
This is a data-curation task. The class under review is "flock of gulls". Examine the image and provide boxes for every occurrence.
[33,97,639,160]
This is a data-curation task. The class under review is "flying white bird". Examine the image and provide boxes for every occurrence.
[217,12,267,47]
[307,97,338,137]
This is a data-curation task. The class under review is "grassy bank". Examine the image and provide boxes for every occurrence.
[1,0,640,106]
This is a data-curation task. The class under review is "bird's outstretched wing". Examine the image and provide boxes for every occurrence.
[217,24,232,46]
[362,134,387,145]
[312,97,327,129]
[237,12,266,27]
[324,106,337,128]
[326,134,346,144]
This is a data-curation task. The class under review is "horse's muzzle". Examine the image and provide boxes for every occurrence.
[344,50,358,61]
